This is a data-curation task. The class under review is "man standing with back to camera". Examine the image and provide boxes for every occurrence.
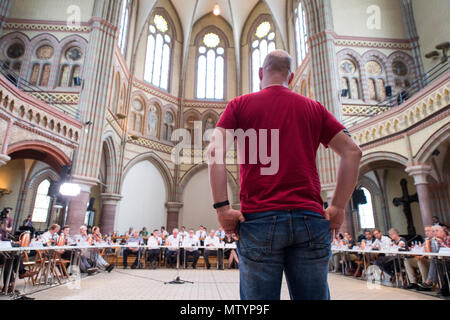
[207,50,362,300]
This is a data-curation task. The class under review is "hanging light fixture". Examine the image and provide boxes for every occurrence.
[213,4,221,16]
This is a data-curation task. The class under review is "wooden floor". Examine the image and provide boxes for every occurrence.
[17,269,441,300]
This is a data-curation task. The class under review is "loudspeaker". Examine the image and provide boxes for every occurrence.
[341,89,349,97]
[48,181,59,197]
[352,189,367,209]
[73,77,81,86]
[385,86,392,97]
[87,197,95,211]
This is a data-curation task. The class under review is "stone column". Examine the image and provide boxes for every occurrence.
[0,120,14,167]
[166,202,183,232]
[0,154,10,167]
[100,193,122,234]
[304,0,342,190]
[0,0,11,37]
[66,183,93,230]
[68,0,121,225]
[401,0,425,86]
[405,164,433,227]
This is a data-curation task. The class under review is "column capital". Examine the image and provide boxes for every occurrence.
[405,164,432,185]
[166,202,183,212]
[0,154,10,167]
[100,193,122,205]
[71,175,99,189]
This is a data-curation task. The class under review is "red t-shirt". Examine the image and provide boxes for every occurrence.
[217,85,345,215]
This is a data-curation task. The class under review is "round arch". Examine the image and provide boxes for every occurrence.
[7,140,71,172]
[415,122,450,164]
[122,151,174,201]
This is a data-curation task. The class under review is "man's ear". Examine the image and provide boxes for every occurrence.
[288,72,294,85]
[259,67,263,81]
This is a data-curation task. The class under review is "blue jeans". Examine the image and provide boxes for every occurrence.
[237,210,331,300]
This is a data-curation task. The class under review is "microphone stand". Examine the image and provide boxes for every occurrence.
[165,240,193,285]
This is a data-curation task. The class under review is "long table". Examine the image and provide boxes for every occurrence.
[330,247,450,290]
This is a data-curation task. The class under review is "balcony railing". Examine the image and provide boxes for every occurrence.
[0,61,80,119]
[374,59,449,113]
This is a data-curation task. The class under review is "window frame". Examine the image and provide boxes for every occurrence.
[249,15,277,93]
[194,27,228,101]
[143,11,174,92]
[294,0,309,68]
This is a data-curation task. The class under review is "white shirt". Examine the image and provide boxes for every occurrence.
[166,234,181,251]
[183,235,199,252]
[40,231,57,244]
[373,236,391,250]
[147,236,162,248]
[215,230,226,240]
[204,236,220,250]
[179,231,189,239]
[196,230,207,240]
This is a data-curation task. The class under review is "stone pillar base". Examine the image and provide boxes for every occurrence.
[166,202,183,232]
[66,183,93,230]
[0,154,11,167]
[100,193,122,234]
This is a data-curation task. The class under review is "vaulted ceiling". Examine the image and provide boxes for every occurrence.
[134,0,289,53]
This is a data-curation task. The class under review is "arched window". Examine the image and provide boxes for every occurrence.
[162,111,175,141]
[196,32,225,100]
[144,14,172,90]
[294,1,308,67]
[251,21,276,93]
[119,0,131,54]
[358,188,375,229]
[4,42,25,74]
[129,99,144,133]
[58,46,83,87]
[365,60,386,102]
[339,59,361,100]
[32,179,52,223]
[29,44,54,87]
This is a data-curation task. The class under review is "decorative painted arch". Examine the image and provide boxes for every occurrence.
[336,48,363,69]
[361,50,389,70]
[101,135,120,193]
[7,140,71,172]
[121,151,174,201]
[193,22,232,48]
[359,151,408,175]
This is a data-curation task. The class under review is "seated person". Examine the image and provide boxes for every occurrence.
[371,228,392,251]
[404,226,431,290]
[74,225,114,274]
[418,225,450,296]
[165,229,181,267]
[59,225,76,260]
[20,215,35,236]
[91,226,115,272]
[331,233,344,272]
[123,229,143,269]
[182,229,200,269]
[40,224,60,245]
[223,234,239,269]
[374,228,407,280]
[204,230,224,270]
[147,230,162,269]
[215,227,226,242]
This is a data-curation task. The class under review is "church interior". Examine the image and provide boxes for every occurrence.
[0,0,448,300]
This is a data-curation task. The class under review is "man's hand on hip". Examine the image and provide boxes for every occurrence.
[324,205,345,239]
[216,206,245,236]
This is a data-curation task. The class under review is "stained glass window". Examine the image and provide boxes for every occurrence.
[252,21,276,92]
[144,14,171,90]
[294,2,308,66]
[196,32,225,100]
[32,179,51,223]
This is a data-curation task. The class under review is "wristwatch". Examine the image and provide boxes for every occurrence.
[213,200,230,210]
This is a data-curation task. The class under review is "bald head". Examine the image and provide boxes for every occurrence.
[263,50,292,77]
